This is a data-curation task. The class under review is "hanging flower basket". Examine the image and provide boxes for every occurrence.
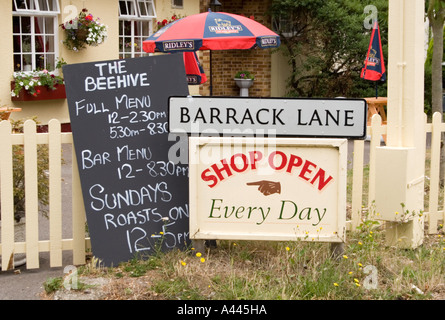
[60,8,108,52]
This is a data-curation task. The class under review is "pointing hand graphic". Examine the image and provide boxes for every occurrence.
[246,180,281,196]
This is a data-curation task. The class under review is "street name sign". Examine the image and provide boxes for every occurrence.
[169,96,367,139]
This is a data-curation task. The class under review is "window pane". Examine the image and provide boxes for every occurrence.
[13,16,20,33]
[45,35,54,52]
[119,0,128,15]
[13,35,21,52]
[14,0,31,10]
[138,1,147,16]
[141,21,150,36]
[38,0,48,11]
[45,17,54,34]
[14,54,22,71]
[22,16,31,34]
[23,54,32,68]
[35,17,44,34]
[22,35,31,52]
[123,20,131,36]
[46,0,58,12]
[35,35,44,52]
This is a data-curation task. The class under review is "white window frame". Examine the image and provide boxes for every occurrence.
[119,0,156,59]
[13,0,60,72]
[119,0,156,20]
[13,0,60,15]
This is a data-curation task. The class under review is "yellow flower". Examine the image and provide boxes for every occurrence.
[159,231,164,235]
[200,257,205,263]
[354,278,359,283]
[348,271,353,275]
[196,252,202,257]
[395,211,399,215]
[333,283,339,287]
[358,241,362,245]
[180,261,186,266]
[355,283,361,287]
[285,246,290,251]
[358,263,363,267]
[343,255,348,259]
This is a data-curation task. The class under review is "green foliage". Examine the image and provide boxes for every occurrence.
[269,0,388,98]
[234,70,255,80]
[43,277,64,294]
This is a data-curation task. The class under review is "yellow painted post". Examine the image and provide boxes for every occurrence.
[351,139,364,230]
[49,119,63,266]
[24,120,39,268]
[0,121,14,271]
[375,0,425,248]
[71,145,86,266]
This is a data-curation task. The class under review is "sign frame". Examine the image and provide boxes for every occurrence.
[188,136,347,243]
[169,96,367,139]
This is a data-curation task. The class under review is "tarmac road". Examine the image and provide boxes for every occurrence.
[0,140,372,300]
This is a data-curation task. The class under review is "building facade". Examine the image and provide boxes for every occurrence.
[1,0,287,128]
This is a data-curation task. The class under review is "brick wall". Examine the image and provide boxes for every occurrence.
[199,0,273,97]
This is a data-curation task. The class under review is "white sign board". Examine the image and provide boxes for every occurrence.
[169,96,367,139]
[189,137,347,242]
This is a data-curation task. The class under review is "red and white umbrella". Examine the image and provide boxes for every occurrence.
[143,10,280,94]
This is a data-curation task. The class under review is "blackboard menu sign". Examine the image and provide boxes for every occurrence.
[63,55,190,267]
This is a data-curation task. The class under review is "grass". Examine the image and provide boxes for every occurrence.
[44,145,445,300]
[44,218,445,300]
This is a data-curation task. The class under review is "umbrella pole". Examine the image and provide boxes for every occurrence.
[210,50,213,96]
[375,82,378,99]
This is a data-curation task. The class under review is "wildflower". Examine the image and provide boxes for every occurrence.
[285,246,290,251]
[358,263,363,267]
[159,231,164,235]
[358,241,363,246]
[348,271,353,275]
[196,252,202,258]
[395,211,399,215]
[354,278,360,283]
[355,283,361,287]
[343,255,348,259]
[200,258,205,263]
[333,283,339,287]
[180,261,186,266]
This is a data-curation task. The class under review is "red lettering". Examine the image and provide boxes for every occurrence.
[211,159,233,182]
[310,169,333,191]
[201,168,218,188]
[286,154,303,173]
[230,153,249,173]
[268,151,287,170]
[248,151,262,170]
[299,160,316,181]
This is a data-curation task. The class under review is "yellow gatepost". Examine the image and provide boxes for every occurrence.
[375,0,425,248]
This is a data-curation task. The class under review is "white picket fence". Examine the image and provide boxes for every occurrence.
[0,119,88,271]
[0,115,443,270]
